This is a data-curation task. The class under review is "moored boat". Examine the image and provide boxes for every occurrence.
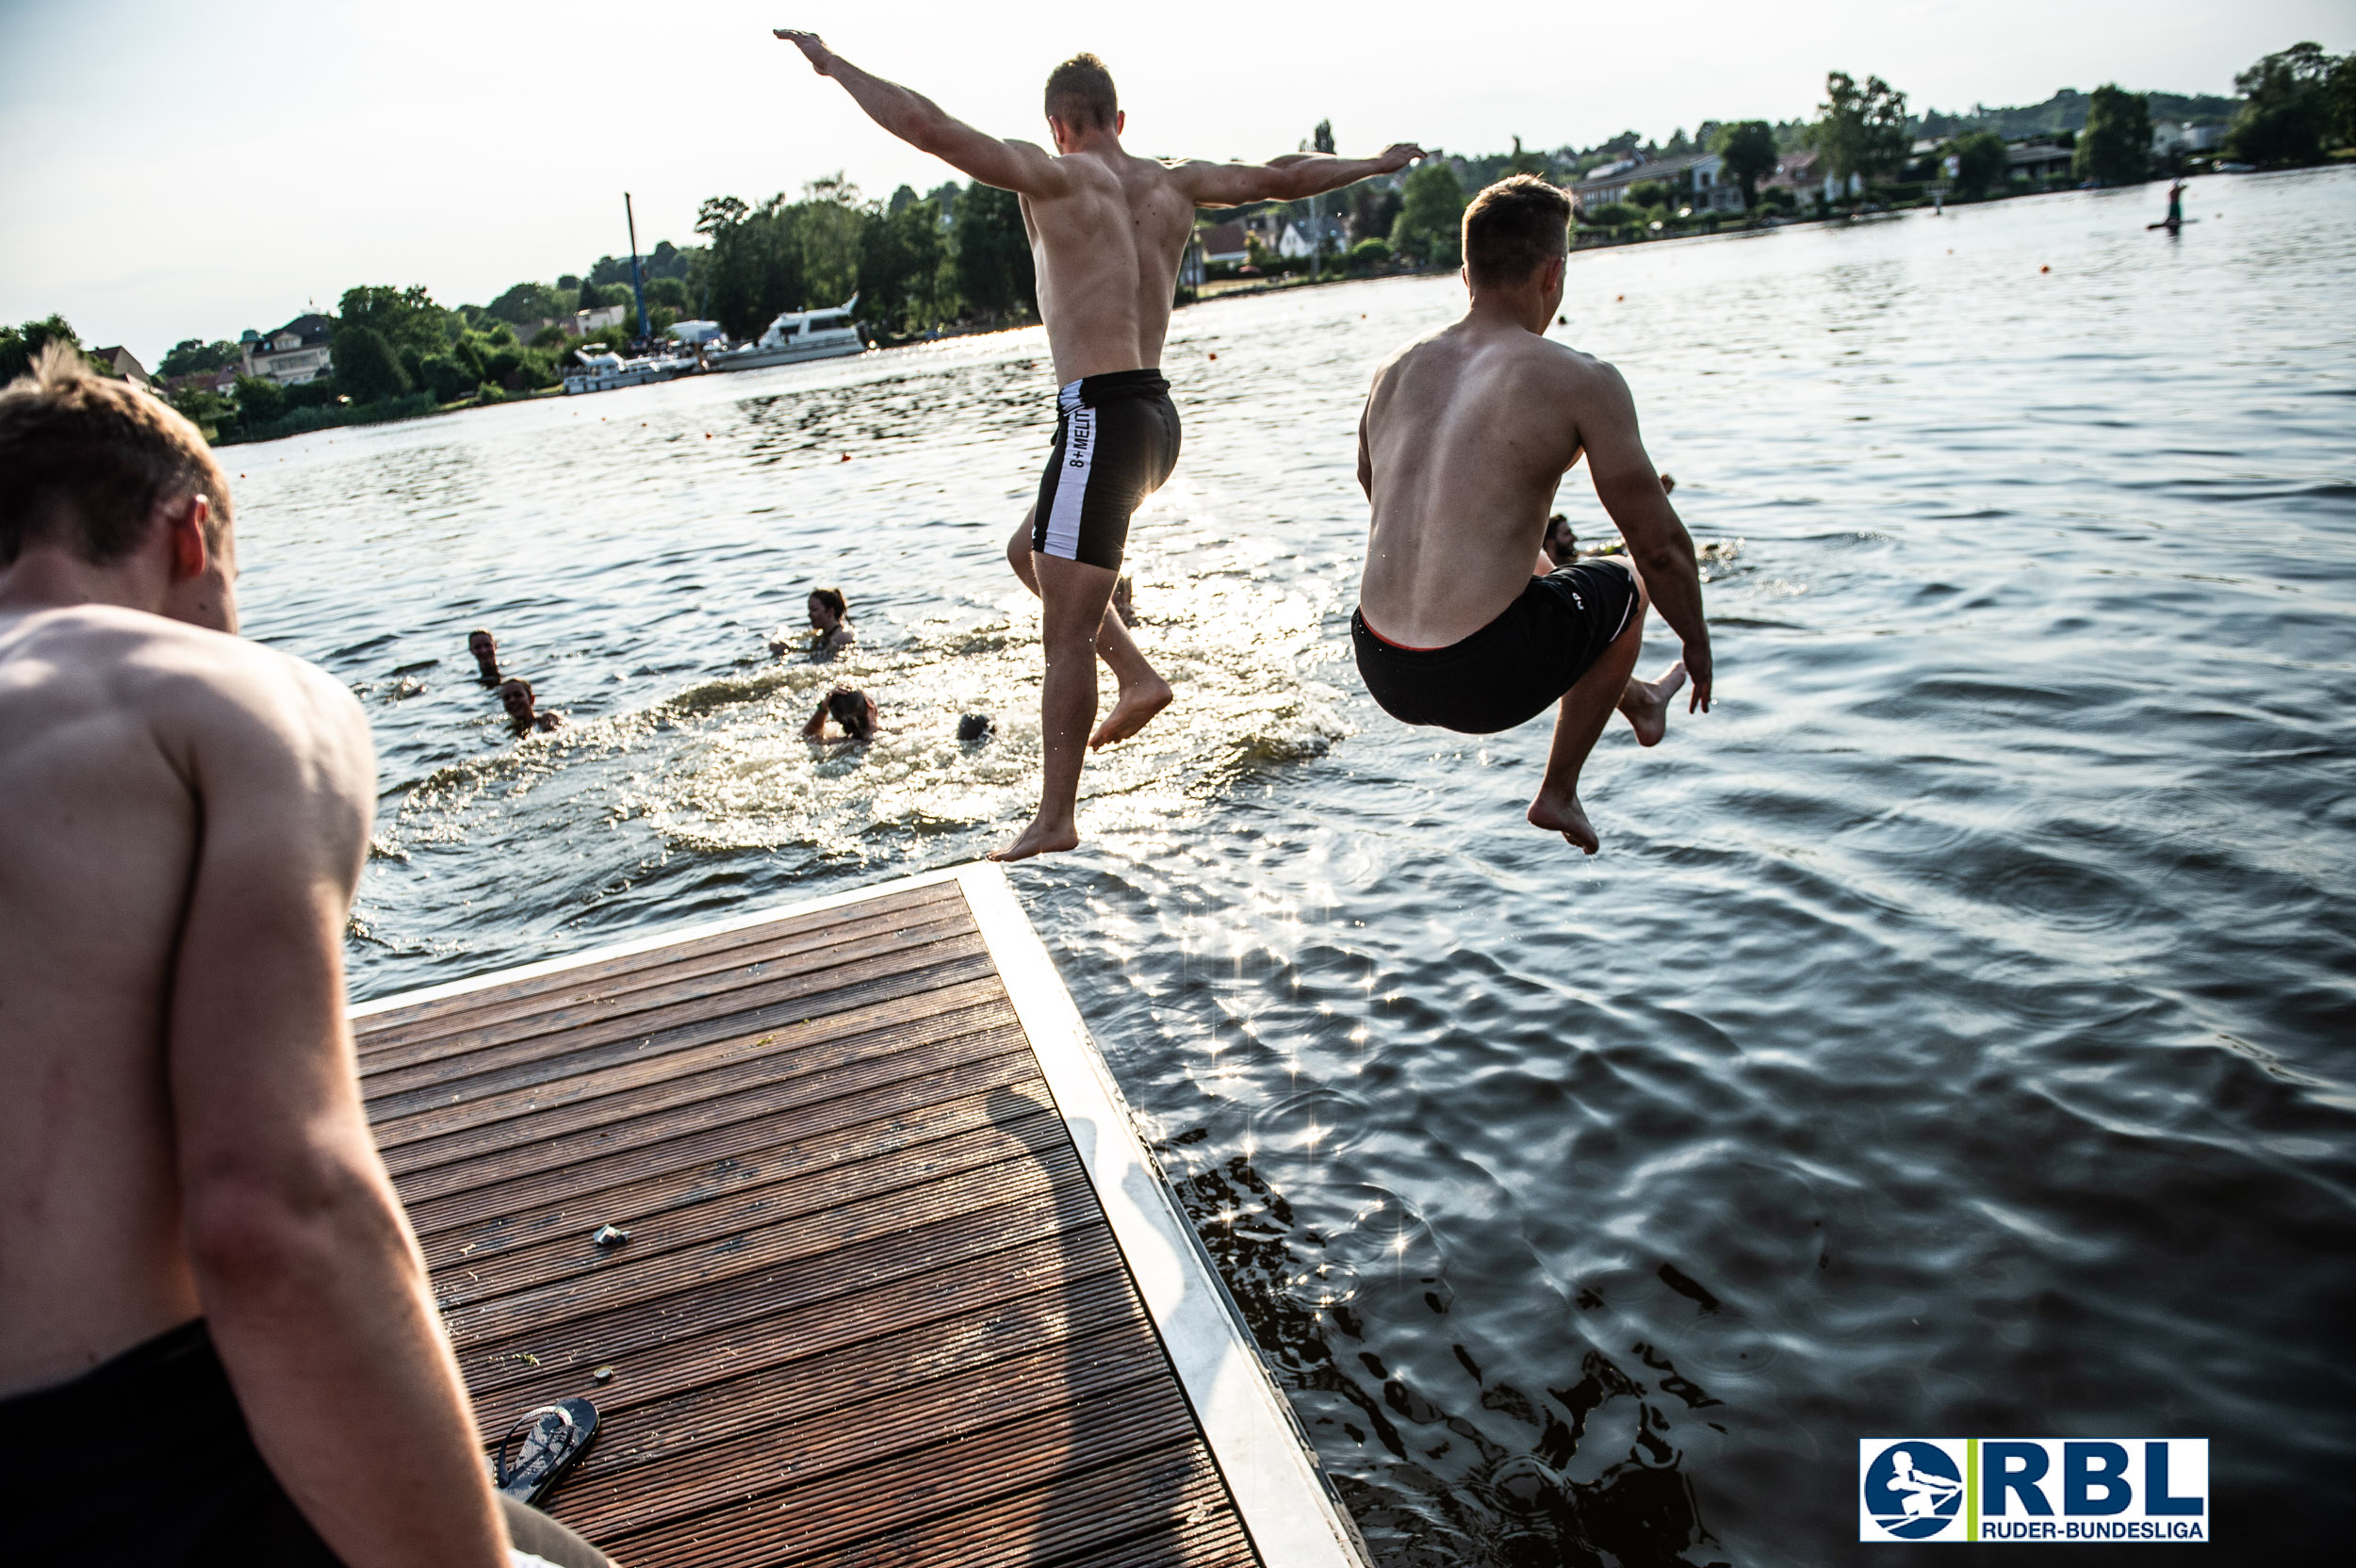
[707,296,866,372]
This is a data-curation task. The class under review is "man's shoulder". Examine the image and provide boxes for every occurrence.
[5,606,361,754]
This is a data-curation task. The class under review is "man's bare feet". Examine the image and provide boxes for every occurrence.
[1088,674,1171,750]
[1527,790,1601,854]
[1618,661,1687,748]
[987,815,1082,862]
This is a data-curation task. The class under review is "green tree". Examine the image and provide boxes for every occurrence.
[232,374,286,425]
[168,385,237,443]
[955,183,1037,321]
[3,317,81,382]
[1809,71,1909,188]
[332,323,410,403]
[2227,41,2336,167]
[1945,128,2008,197]
[338,285,447,361]
[646,277,691,310]
[485,281,569,324]
[796,177,866,307]
[418,355,474,402]
[1390,158,1466,265]
[1713,121,1777,207]
[2074,85,2151,185]
[2331,54,2356,148]
[859,198,946,335]
[158,338,242,379]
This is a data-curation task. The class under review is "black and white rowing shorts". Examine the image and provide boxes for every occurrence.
[1031,368,1181,571]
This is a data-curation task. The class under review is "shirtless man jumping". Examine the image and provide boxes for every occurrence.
[1355,176,1711,853]
[0,349,611,1566]
[777,30,1422,859]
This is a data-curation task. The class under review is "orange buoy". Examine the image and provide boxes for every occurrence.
[2040,265,2051,273]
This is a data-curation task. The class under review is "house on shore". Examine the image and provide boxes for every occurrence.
[89,345,152,386]
[1571,150,1743,215]
[1195,220,1249,267]
[243,315,335,385]
[2006,139,2076,183]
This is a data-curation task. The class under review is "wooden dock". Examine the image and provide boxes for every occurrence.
[352,864,1366,1568]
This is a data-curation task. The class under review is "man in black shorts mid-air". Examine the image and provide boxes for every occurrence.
[1354,175,1711,853]
[777,29,1422,859]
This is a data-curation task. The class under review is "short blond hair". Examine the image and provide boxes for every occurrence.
[0,341,231,565]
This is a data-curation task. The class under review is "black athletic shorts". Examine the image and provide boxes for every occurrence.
[1032,368,1181,571]
[1351,559,1641,735]
[0,1318,613,1567]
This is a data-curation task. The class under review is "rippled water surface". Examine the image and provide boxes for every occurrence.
[240,171,2354,1564]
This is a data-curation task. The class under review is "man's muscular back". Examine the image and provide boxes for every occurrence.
[1023,150,1198,382]
[1359,323,1636,647]
[0,605,371,1396]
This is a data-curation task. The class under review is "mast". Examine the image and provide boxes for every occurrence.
[624,191,650,343]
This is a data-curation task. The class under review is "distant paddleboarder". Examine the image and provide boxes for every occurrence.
[2150,179,2194,232]
[776,29,1423,860]
[1353,176,1711,854]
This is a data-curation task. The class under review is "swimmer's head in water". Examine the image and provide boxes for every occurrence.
[1463,174,1572,293]
[957,713,993,743]
[807,587,847,630]
[826,686,878,741]
[1043,53,1118,139]
[1544,513,1578,563]
[1659,472,1677,495]
[499,678,535,722]
[467,629,499,673]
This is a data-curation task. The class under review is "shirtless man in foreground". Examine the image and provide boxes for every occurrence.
[0,349,612,1567]
[777,31,1421,859]
[1355,176,1711,853]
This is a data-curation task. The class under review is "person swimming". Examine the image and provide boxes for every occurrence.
[773,587,856,657]
[802,685,879,743]
[466,628,501,684]
[499,678,564,732]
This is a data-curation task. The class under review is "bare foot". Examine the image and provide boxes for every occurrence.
[1088,674,1172,750]
[1528,791,1600,854]
[1618,661,1687,748]
[987,816,1081,862]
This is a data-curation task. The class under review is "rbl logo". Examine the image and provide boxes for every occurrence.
[1858,1438,2208,1543]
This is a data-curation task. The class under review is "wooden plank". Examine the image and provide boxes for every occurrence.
[595,1387,1210,1568]
[462,1231,1132,1440]
[362,922,988,1107]
[429,1100,1068,1310]
[409,1061,1050,1250]
[555,1326,1173,1538]
[376,981,1014,1167]
[353,882,964,1051]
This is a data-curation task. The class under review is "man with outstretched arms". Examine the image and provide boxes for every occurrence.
[0,349,613,1566]
[1354,176,1711,853]
[777,30,1422,860]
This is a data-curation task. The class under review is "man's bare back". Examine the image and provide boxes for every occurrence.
[778,30,1420,860]
[0,605,368,1396]
[1353,176,1711,851]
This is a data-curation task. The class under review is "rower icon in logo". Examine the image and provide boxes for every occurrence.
[1863,1442,1964,1539]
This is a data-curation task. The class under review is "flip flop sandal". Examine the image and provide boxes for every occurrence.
[491,1396,599,1505]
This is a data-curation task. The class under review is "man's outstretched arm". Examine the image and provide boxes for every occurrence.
[777,30,1066,197]
[1580,366,1713,711]
[1179,145,1425,208]
[168,654,511,1568]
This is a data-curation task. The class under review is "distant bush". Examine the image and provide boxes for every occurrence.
[227,390,436,446]
[420,354,474,402]
[1347,237,1393,271]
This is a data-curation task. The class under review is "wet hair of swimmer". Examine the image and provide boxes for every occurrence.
[957,713,993,743]
[826,686,877,739]
[808,586,848,623]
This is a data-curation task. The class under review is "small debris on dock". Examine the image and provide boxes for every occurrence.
[593,1224,631,1247]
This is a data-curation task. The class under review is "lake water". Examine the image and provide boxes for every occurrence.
[235,168,2354,1564]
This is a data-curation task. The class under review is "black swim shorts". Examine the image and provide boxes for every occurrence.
[1032,368,1181,571]
[0,1318,614,1566]
[1351,559,1641,735]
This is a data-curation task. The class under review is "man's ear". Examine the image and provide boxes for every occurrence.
[167,496,211,583]
[1114,109,1125,137]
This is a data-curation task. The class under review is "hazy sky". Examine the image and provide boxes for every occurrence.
[3,0,2347,361]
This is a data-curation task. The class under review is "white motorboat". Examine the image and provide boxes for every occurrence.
[708,296,866,372]
[563,347,693,395]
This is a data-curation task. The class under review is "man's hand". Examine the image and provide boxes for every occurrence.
[774,28,833,74]
[1376,143,1427,174]
[1682,641,1713,713]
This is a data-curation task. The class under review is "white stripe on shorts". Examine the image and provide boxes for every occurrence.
[1041,379,1096,560]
